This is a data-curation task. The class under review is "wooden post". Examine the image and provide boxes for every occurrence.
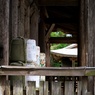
[79,0,86,66]
[46,42,50,67]
[38,7,46,52]
[30,4,39,45]
[11,0,18,38]
[0,0,10,65]
[24,6,30,38]
[0,0,10,92]
[85,0,95,94]
[80,0,95,93]
[18,0,25,37]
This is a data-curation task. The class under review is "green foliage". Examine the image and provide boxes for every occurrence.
[51,61,62,67]
[50,55,62,67]
[50,31,69,50]
[50,31,69,67]
[50,43,68,50]
[50,31,66,37]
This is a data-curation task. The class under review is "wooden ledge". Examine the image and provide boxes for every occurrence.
[0,66,95,76]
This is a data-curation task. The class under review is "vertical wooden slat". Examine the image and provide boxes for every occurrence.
[26,81,36,95]
[39,81,48,95]
[51,82,61,95]
[44,81,48,95]
[0,80,3,95]
[65,81,74,95]
[39,81,44,95]
[82,77,88,95]
[46,42,50,67]
[5,80,10,95]
[77,81,82,95]
[13,80,23,95]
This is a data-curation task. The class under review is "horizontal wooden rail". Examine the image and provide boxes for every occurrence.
[49,37,77,43]
[0,66,95,76]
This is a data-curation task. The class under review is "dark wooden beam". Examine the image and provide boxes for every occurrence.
[45,18,78,23]
[37,0,78,6]
[45,24,55,42]
[49,37,77,43]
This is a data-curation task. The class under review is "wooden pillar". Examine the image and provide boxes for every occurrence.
[45,24,55,67]
[87,0,95,94]
[11,0,18,38]
[79,0,86,66]
[38,6,46,52]
[24,5,30,38]
[0,0,10,93]
[18,0,25,37]
[30,4,39,45]
[39,19,45,52]
[79,0,95,94]
[0,0,10,65]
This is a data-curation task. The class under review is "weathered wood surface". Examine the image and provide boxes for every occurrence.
[65,81,74,95]
[3,80,92,95]
[18,0,25,37]
[51,81,61,95]
[11,0,18,38]
[0,66,95,76]
[13,80,23,95]
[39,81,48,95]
[77,81,82,95]
[45,24,55,42]
[5,81,10,95]
[30,3,39,45]
[26,81,36,95]
[79,0,86,66]
[0,0,10,65]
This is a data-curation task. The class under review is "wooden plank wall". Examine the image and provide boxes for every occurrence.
[0,0,39,93]
[9,0,39,40]
[0,0,10,93]
[0,0,10,65]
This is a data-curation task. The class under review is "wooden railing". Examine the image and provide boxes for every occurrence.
[0,66,95,76]
[0,66,95,95]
